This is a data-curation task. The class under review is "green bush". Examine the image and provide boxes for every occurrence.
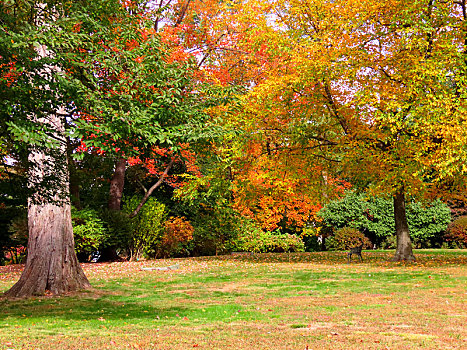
[326,227,372,251]
[190,206,241,256]
[238,228,305,253]
[407,201,452,248]
[99,208,134,256]
[319,192,451,248]
[123,196,166,260]
[71,207,107,258]
[444,216,467,248]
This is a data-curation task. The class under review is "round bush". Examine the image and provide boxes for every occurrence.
[326,227,372,251]
[444,216,467,248]
[72,207,107,258]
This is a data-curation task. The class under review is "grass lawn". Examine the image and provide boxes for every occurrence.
[1,250,466,349]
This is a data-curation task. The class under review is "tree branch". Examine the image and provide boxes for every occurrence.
[128,158,174,218]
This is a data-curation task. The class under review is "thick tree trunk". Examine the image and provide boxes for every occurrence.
[108,158,126,211]
[5,114,91,297]
[392,188,416,262]
[5,203,91,297]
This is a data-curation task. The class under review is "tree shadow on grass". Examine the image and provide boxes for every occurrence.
[0,289,192,322]
[0,287,258,325]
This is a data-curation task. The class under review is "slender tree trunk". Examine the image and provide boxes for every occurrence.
[100,158,127,261]
[108,158,126,211]
[392,188,416,262]
[129,159,174,218]
[5,112,91,297]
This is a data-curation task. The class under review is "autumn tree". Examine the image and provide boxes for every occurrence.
[233,0,467,260]
[86,0,242,219]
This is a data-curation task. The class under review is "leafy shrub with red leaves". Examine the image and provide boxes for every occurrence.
[158,217,194,258]
[444,216,467,248]
[326,227,372,251]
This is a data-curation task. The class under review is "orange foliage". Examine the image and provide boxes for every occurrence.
[160,216,194,257]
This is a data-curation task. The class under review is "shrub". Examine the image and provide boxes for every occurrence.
[238,228,305,253]
[190,206,242,256]
[71,208,107,259]
[158,216,194,258]
[444,216,467,248]
[326,227,372,251]
[123,196,166,260]
[407,200,452,248]
[99,208,134,256]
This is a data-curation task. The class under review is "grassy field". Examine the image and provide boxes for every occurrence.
[1,250,466,349]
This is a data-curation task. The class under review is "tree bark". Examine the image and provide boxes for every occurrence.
[4,111,91,297]
[5,202,91,297]
[68,141,82,210]
[4,30,91,296]
[392,188,416,262]
[98,158,127,262]
[108,158,126,211]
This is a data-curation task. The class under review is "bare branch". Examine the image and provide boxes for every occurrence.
[129,158,175,218]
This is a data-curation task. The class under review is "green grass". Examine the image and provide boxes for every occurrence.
[0,250,466,349]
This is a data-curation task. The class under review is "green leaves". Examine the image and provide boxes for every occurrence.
[319,191,452,248]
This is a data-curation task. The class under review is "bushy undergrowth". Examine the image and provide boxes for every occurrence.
[238,228,305,253]
[159,216,194,258]
[444,216,467,248]
[326,227,372,251]
[72,207,107,258]
[123,196,166,260]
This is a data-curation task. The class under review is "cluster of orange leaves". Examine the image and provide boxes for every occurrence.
[163,216,194,246]
[159,216,194,257]
[0,61,19,87]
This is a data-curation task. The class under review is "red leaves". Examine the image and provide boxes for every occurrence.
[0,61,19,87]
[72,22,82,33]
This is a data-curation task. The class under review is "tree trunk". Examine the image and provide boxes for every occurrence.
[5,203,91,297]
[4,4,91,298]
[100,158,127,261]
[5,113,91,297]
[392,188,416,262]
[67,138,82,210]
[108,158,126,211]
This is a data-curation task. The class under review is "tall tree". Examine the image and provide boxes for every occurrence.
[1,0,227,296]
[1,0,93,296]
[233,0,467,260]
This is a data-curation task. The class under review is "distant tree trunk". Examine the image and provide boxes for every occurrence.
[101,158,127,261]
[5,110,91,297]
[108,158,126,211]
[392,188,416,262]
